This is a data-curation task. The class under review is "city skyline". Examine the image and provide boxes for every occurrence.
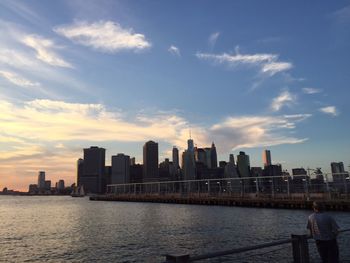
[0,1,350,190]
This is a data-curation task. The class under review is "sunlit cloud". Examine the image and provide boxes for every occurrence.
[22,34,73,68]
[208,32,220,48]
[0,98,310,190]
[196,48,292,76]
[319,106,339,117]
[302,87,321,94]
[270,90,296,111]
[209,115,309,151]
[168,45,180,56]
[54,20,151,53]
[0,70,40,87]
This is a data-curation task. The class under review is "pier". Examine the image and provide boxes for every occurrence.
[90,174,350,211]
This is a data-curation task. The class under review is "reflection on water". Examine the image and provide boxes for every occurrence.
[0,196,349,262]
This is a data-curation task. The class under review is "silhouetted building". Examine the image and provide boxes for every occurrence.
[143,141,159,182]
[263,149,272,166]
[130,164,143,183]
[80,146,106,193]
[211,142,218,168]
[159,158,173,181]
[183,138,196,180]
[111,154,130,184]
[331,162,348,192]
[130,157,136,166]
[229,154,235,165]
[172,146,179,169]
[237,151,251,178]
[45,180,51,191]
[202,148,211,168]
[57,180,65,191]
[195,148,207,165]
[77,158,84,186]
[224,155,239,178]
[251,167,263,177]
[219,161,227,168]
[264,164,283,193]
[104,165,112,185]
[28,184,38,193]
[37,171,45,190]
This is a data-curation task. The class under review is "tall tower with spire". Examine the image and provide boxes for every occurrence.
[183,137,196,180]
[210,142,218,168]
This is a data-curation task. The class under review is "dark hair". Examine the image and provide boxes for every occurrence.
[313,201,325,212]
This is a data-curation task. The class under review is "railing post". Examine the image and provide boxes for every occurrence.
[291,234,309,263]
[165,254,190,263]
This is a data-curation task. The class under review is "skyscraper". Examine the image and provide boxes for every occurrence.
[143,141,159,182]
[77,158,84,186]
[263,150,272,166]
[331,162,345,174]
[80,146,106,193]
[229,154,235,165]
[37,171,45,190]
[237,151,251,178]
[194,148,206,165]
[210,142,218,168]
[172,146,179,169]
[183,138,196,180]
[111,154,130,184]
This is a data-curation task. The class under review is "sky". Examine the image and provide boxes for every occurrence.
[0,0,349,191]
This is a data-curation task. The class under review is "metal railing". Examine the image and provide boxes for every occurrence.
[163,229,350,263]
[106,173,350,200]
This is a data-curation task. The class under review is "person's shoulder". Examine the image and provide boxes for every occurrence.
[308,213,315,220]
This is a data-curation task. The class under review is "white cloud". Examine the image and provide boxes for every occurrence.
[208,32,220,48]
[0,70,40,87]
[271,90,296,111]
[261,62,293,76]
[209,114,309,151]
[319,106,339,116]
[196,49,292,76]
[302,87,321,94]
[331,5,350,24]
[168,45,180,56]
[22,34,73,68]
[54,20,151,53]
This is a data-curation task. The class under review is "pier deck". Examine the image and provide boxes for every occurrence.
[90,194,350,211]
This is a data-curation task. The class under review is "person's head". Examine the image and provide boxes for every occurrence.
[312,201,325,212]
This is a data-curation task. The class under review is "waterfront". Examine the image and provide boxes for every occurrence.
[1,196,350,262]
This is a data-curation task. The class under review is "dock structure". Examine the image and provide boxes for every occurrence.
[91,174,350,211]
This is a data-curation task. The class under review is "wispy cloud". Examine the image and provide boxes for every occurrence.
[261,62,293,76]
[209,114,309,151]
[54,20,151,53]
[0,20,93,96]
[0,70,40,87]
[208,32,220,48]
[22,34,73,68]
[270,90,296,111]
[331,5,350,24]
[168,45,180,56]
[196,48,292,76]
[302,87,321,94]
[319,106,339,116]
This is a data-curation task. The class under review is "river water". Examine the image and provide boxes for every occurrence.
[0,196,349,262]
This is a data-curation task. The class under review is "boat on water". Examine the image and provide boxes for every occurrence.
[71,185,85,197]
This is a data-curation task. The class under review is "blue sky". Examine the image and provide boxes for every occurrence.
[0,0,349,190]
